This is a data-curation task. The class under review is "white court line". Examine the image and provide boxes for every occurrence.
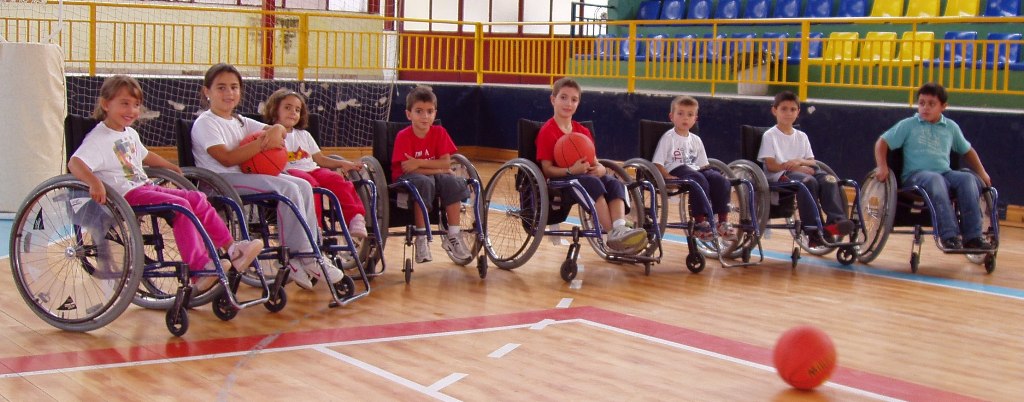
[555,298,573,308]
[314,346,461,402]
[428,373,468,392]
[529,318,556,330]
[487,343,520,358]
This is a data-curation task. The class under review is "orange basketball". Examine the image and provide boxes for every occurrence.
[554,132,596,168]
[238,131,287,176]
[773,325,837,390]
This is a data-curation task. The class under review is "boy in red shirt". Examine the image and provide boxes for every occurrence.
[391,85,472,263]
[535,78,648,252]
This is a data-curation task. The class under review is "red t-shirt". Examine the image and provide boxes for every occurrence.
[535,118,594,171]
[391,125,458,181]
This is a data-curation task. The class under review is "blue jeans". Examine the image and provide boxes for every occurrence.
[904,170,983,241]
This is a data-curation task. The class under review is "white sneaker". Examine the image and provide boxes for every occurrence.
[606,225,648,252]
[442,235,472,260]
[227,239,262,270]
[415,237,432,263]
[195,259,230,291]
[347,215,368,239]
[302,258,344,285]
[288,263,314,290]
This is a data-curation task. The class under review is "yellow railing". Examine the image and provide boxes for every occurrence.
[3,2,1023,103]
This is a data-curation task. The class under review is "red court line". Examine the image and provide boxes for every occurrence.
[0,307,978,401]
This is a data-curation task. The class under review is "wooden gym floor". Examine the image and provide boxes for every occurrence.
[0,160,1021,401]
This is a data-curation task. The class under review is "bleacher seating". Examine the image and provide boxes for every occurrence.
[977,32,1022,69]
[647,34,670,60]
[788,32,824,64]
[929,31,979,67]
[821,32,860,62]
[983,0,1021,16]
[637,0,663,20]
[763,32,790,59]
[905,0,940,16]
[895,31,936,65]
[716,0,741,18]
[620,35,647,60]
[806,0,834,17]
[837,0,869,17]
[728,33,759,61]
[746,0,771,18]
[673,33,699,60]
[688,0,713,19]
[700,33,728,61]
[857,32,898,63]
[660,0,686,19]
[774,0,801,17]
[943,0,980,16]
[870,0,905,17]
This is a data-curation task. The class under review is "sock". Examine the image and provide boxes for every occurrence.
[613,218,626,228]
[448,225,461,237]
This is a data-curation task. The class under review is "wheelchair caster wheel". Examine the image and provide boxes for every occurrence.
[685,253,705,273]
[984,254,996,274]
[477,256,488,279]
[166,306,189,337]
[212,294,238,321]
[263,286,287,313]
[334,276,356,299]
[836,246,857,266]
[643,262,651,276]
[791,247,800,268]
[741,247,752,263]
[910,252,920,273]
[403,258,413,284]
[560,260,577,282]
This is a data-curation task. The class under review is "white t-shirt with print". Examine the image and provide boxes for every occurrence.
[71,121,150,196]
[756,125,814,182]
[283,128,321,172]
[651,128,709,173]
[191,110,267,174]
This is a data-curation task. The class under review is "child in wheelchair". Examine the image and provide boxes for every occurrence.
[67,75,261,290]
[191,63,344,289]
[263,88,368,240]
[536,78,648,253]
[757,91,854,246]
[873,83,994,251]
[391,85,473,263]
[650,95,736,242]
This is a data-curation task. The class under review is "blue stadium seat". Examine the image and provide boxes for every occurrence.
[788,32,824,64]
[805,0,834,16]
[620,35,648,61]
[763,32,790,59]
[977,32,1022,69]
[929,31,978,67]
[673,33,699,60]
[647,34,670,60]
[661,0,686,19]
[837,0,868,16]
[746,0,771,18]
[984,0,1021,16]
[716,0,741,18]
[637,0,663,20]
[700,33,729,61]
[774,0,801,18]
[727,33,759,61]
[688,0,713,19]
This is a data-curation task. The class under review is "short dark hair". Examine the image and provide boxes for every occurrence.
[773,91,799,108]
[552,77,582,97]
[917,82,948,104]
[405,85,437,111]
[263,88,309,130]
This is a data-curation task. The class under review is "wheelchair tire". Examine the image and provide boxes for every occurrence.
[580,160,654,260]
[439,154,483,266]
[693,159,745,260]
[482,158,548,270]
[856,168,896,263]
[10,175,144,332]
[350,156,390,271]
[727,160,770,238]
[791,161,846,256]
[623,158,668,238]
[133,167,222,309]
[966,169,998,267]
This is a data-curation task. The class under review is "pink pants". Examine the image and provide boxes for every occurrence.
[287,168,366,227]
[123,185,232,271]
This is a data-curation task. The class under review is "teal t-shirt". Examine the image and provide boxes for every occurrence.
[880,113,971,181]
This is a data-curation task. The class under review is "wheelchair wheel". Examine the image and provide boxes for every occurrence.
[439,154,483,266]
[727,160,770,240]
[349,156,390,271]
[133,168,223,309]
[580,160,653,259]
[622,158,668,238]
[791,161,847,256]
[694,159,745,260]
[482,158,548,270]
[10,175,144,332]
[856,168,896,263]
[966,170,998,267]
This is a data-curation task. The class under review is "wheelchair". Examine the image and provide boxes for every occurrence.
[8,115,271,336]
[731,125,867,268]
[175,116,370,309]
[480,118,662,282]
[857,148,999,273]
[347,120,487,284]
[624,119,763,273]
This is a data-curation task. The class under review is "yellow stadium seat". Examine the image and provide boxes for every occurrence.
[870,0,905,16]
[822,32,860,61]
[905,0,940,16]
[895,31,935,65]
[858,32,898,63]
[943,0,980,16]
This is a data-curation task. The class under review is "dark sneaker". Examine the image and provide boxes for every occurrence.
[962,237,994,250]
[940,237,962,250]
[805,231,826,248]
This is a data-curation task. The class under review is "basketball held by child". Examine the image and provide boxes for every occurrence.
[238,131,287,176]
[773,325,837,390]
[554,132,597,168]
